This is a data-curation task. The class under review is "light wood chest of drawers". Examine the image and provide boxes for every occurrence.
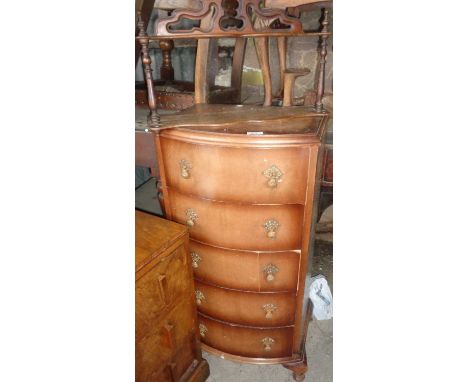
[136,211,210,382]
[153,104,328,381]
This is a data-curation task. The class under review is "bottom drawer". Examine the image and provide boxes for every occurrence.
[198,314,293,359]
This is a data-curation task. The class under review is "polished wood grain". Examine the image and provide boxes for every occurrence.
[166,188,304,251]
[136,298,195,381]
[155,104,327,139]
[190,240,299,292]
[195,280,296,327]
[198,313,294,358]
[154,106,329,379]
[136,246,191,340]
[159,137,310,204]
[136,211,209,382]
[135,210,186,272]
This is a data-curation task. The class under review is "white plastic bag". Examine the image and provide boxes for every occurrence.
[309,275,333,320]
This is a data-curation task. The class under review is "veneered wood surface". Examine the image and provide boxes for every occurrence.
[156,104,327,135]
[195,280,296,327]
[136,245,191,340]
[198,314,294,358]
[136,298,196,382]
[135,210,187,272]
[159,137,310,204]
[135,211,209,382]
[152,106,328,370]
[166,188,304,251]
[190,240,299,292]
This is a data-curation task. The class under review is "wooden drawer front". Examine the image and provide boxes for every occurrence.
[160,137,310,204]
[199,314,294,359]
[167,189,304,251]
[190,240,299,292]
[136,245,191,340]
[195,281,296,327]
[136,299,196,382]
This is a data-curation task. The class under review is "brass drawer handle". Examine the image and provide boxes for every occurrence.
[263,303,277,319]
[263,165,283,188]
[191,252,202,269]
[263,263,279,282]
[180,159,192,179]
[263,219,279,239]
[195,290,205,306]
[262,337,275,352]
[186,209,198,227]
[199,323,208,338]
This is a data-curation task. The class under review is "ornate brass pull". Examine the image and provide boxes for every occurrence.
[263,165,283,188]
[263,303,277,319]
[195,290,205,306]
[262,337,275,352]
[180,159,192,179]
[199,324,208,338]
[263,219,279,239]
[185,209,198,227]
[191,252,202,269]
[263,264,279,282]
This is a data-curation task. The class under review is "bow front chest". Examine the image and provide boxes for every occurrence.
[153,104,328,381]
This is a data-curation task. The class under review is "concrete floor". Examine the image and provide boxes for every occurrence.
[136,178,333,382]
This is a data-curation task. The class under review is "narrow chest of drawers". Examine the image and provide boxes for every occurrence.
[154,104,328,379]
[135,211,209,382]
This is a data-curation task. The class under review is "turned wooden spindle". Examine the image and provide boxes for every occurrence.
[159,39,175,81]
[138,12,160,127]
[283,69,310,107]
[315,8,329,112]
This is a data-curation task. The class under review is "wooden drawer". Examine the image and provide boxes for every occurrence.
[159,137,310,204]
[199,314,294,359]
[136,298,196,382]
[194,280,296,327]
[166,189,304,251]
[136,245,191,340]
[190,240,299,292]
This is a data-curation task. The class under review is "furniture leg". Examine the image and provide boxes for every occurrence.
[254,37,272,106]
[277,36,287,98]
[283,350,308,382]
[231,38,247,103]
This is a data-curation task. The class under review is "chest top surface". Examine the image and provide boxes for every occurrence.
[135,210,187,272]
[152,104,329,146]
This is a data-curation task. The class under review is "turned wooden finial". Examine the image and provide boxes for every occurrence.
[138,12,160,127]
[315,8,329,113]
[137,11,145,37]
[283,69,310,106]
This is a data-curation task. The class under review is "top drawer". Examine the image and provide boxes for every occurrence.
[159,137,310,204]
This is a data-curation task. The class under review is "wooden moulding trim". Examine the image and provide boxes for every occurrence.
[190,238,301,256]
[153,129,327,147]
[199,311,293,330]
[201,343,300,365]
[195,277,296,295]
